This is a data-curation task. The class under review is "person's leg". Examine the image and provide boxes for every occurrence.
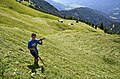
[34,57,39,65]
[34,52,39,65]
[31,52,39,65]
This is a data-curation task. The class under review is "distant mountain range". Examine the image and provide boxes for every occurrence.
[44,0,67,10]
[23,0,120,34]
[45,0,81,10]
[60,7,120,33]
[46,0,120,22]
[61,7,112,26]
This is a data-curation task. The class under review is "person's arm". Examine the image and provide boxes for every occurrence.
[38,40,42,45]
[37,38,45,45]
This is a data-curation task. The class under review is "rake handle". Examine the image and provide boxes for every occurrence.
[34,50,46,66]
[38,56,46,66]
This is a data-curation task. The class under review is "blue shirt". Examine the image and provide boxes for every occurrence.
[28,39,42,53]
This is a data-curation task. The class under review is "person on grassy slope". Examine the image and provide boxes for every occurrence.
[28,33,45,65]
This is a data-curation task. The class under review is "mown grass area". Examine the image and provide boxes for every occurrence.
[0,0,120,79]
[0,0,59,20]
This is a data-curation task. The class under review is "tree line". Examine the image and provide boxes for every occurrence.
[62,16,117,34]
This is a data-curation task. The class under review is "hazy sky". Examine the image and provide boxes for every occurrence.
[53,0,73,2]
[53,0,60,1]
[53,0,64,3]
[53,0,76,3]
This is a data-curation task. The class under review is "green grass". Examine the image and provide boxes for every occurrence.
[0,0,120,79]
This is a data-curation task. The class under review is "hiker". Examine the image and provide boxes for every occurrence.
[28,33,45,65]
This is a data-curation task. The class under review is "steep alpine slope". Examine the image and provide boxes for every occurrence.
[17,0,120,34]
[0,0,120,79]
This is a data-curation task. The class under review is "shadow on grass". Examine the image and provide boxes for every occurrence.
[27,64,45,73]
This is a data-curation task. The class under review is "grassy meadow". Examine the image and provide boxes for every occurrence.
[0,0,120,79]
